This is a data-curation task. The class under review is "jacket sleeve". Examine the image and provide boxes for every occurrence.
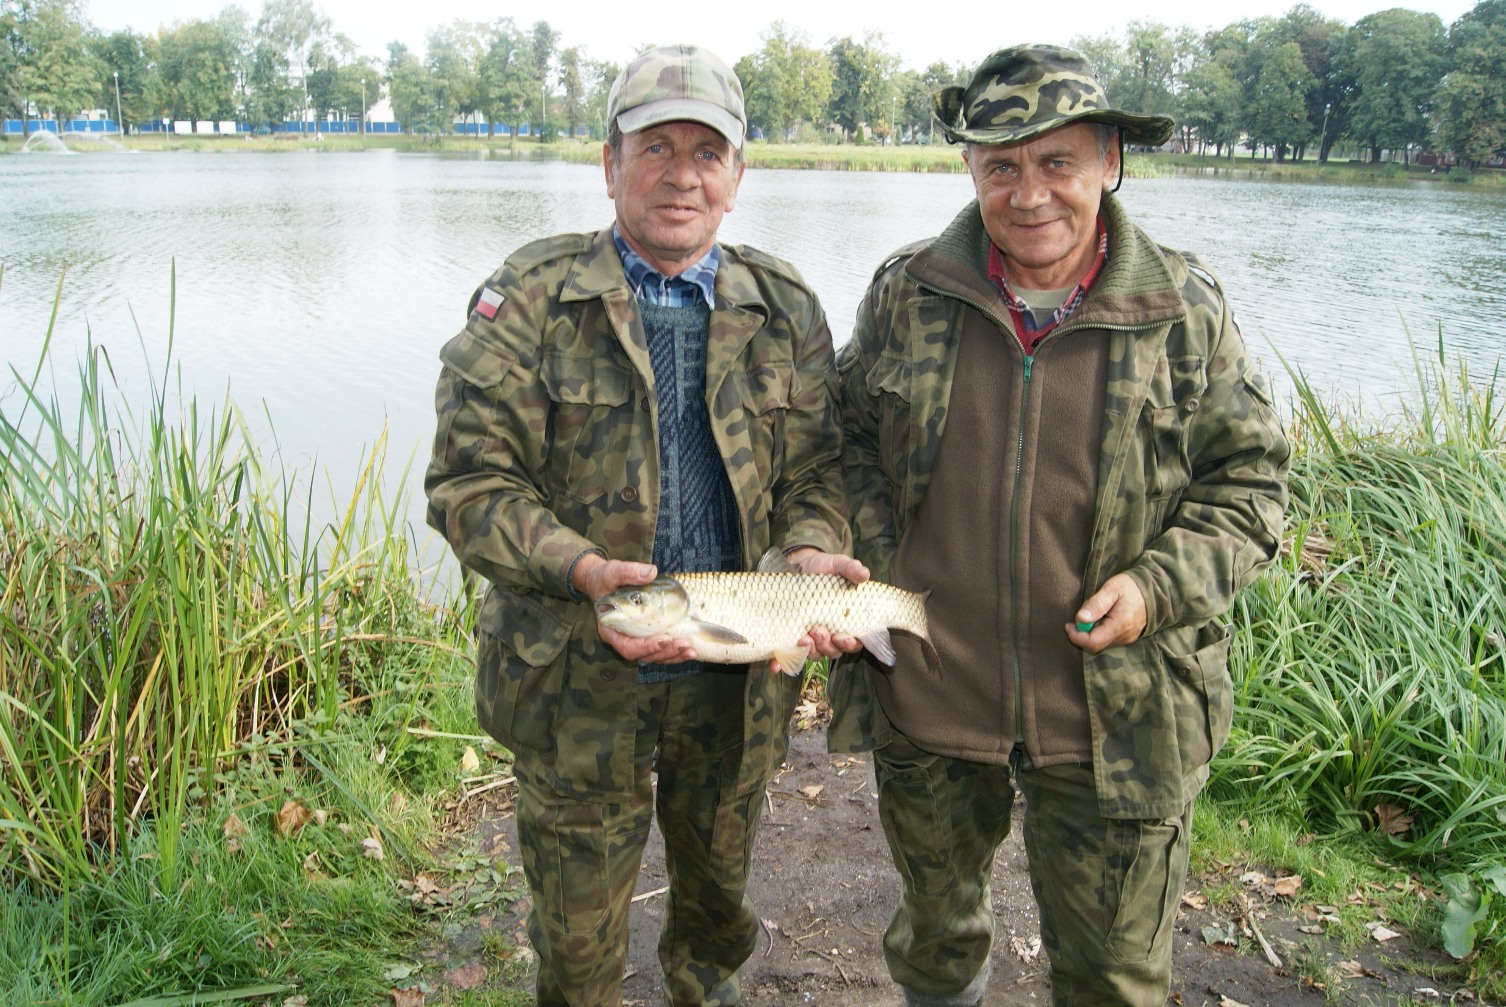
[423,268,599,600]
[767,286,853,557]
[1123,275,1292,634]
[836,267,903,579]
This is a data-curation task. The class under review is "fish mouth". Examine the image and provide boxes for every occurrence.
[595,602,615,616]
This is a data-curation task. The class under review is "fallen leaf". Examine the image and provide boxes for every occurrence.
[1271,875,1303,898]
[798,784,824,800]
[1375,803,1415,836]
[282,997,309,1007]
[1239,871,1266,886]
[302,851,321,873]
[1202,922,1238,949]
[1220,997,1251,1007]
[1008,934,1042,963]
[363,837,385,861]
[1367,921,1403,942]
[313,808,329,826]
[445,961,487,989]
[373,745,387,765]
[1299,924,1325,934]
[1337,960,1366,978]
[460,746,481,773]
[391,989,424,1007]
[1414,989,1442,1000]
[276,800,312,836]
[1181,891,1209,910]
[223,813,249,839]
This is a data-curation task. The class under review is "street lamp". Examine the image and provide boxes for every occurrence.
[1318,102,1331,164]
[541,81,547,138]
[891,95,897,145]
[360,77,366,136]
[113,71,123,136]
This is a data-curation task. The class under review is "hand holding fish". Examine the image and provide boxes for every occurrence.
[573,553,699,665]
[782,548,871,663]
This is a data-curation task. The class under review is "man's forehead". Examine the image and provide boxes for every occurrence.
[971,123,1101,158]
[629,120,735,146]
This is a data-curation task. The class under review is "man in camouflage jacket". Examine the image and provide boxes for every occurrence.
[831,45,1290,1007]
[425,44,862,1007]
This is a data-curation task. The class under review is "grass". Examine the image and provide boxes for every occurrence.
[2,270,1504,1001]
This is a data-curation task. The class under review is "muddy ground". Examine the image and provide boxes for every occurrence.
[437,722,1484,1007]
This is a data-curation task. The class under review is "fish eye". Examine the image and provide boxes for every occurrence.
[630,592,644,604]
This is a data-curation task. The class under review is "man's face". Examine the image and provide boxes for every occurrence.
[604,120,744,276]
[964,123,1119,290]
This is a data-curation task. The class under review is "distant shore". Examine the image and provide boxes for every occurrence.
[3,131,1501,185]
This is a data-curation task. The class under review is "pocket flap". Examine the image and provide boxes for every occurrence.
[479,589,573,667]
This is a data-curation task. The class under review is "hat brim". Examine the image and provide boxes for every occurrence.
[617,98,745,149]
[937,107,1175,148]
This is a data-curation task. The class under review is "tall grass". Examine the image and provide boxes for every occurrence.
[1212,335,1506,867]
[0,269,483,1000]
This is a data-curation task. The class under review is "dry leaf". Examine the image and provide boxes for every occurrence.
[1337,960,1367,978]
[1220,997,1251,1007]
[388,791,409,816]
[1008,934,1042,963]
[1239,871,1267,886]
[372,745,387,765]
[391,989,424,1007]
[282,997,309,1007]
[276,800,312,836]
[444,961,487,989]
[460,746,481,773]
[1367,921,1403,942]
[1374,803,1414,836]
[223,813,249,839]
[798,784,825,800]
[1299,924,1326,934]
[302,851,321,873]
[1272,875,1303,898]
[362,836,385,861]
[1181,891,1209,910]
[313,808,329,827]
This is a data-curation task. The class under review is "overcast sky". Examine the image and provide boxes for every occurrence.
[82,0,1478,69]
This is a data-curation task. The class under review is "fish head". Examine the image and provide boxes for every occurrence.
[594,578,691,637]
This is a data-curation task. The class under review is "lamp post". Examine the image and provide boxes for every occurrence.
[1318,102,1331,164]
[113,71,123,135]
[891,95,897,146]
[540,81,547,138]
[360,77,366,135]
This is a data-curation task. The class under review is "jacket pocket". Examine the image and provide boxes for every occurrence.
[474,588,572,757]
[733,359,793,486]
[1140,354,1207,503]
[1157,621,1233,771]
[540,351,638,515]
[864,352,912,500]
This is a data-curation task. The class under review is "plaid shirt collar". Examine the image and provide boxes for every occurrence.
[987,216,1109,353]
[613,227,719,309]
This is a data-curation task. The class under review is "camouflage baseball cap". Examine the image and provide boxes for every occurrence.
[934,44,1174,147]
[608,44,746,149]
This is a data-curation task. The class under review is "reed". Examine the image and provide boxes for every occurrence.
[1212,334,1506,869]
[0,266,480,1000]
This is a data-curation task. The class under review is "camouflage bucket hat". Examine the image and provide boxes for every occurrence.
[608,44,746,149]
[933,44,1174,147]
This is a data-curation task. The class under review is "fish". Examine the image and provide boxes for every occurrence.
[594,548,941,677]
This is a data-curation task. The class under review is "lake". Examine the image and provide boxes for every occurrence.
[3,149,1504,550]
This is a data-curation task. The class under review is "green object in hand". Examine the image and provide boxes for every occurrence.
[1076,620,1095,633]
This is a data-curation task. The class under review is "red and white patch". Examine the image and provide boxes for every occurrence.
[475,286,505,320]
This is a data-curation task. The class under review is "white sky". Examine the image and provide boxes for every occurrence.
[82,0,1476,69]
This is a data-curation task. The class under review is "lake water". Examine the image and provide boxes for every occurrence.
[3,149,1504,551]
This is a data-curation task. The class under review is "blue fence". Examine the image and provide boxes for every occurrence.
[6,118,590,138]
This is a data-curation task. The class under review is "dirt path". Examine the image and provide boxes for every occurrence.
[450,723,1479,1006]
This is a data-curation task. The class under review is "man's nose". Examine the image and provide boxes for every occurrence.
[663,151,700,188]
[1009,170,1049,209]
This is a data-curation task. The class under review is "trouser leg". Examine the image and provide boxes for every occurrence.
[656,668,781,1007]
[874,736,1014,1007]
[1020,764,1193,1007]
[511,687,662,1007]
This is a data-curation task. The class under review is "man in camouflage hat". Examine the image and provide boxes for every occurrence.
[829,44,1290,1006]
[425,42,866,1007]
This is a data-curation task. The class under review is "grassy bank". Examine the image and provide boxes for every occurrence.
[2,277,1503,1001]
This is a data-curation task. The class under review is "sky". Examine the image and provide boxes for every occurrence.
[82,0,1478,69]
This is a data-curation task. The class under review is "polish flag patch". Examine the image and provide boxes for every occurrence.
[475,286,505,320]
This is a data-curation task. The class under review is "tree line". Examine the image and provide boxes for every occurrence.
[2,0,1502,167]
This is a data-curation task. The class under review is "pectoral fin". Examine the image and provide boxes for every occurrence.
[773,648,808,677]
[859,629,896,666]
[689,619,750,646]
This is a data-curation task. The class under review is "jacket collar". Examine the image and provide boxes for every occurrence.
[906,192,1186,330]
[559,226,770,318]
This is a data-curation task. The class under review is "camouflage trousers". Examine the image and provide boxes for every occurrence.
[874,737,1193,1007]
[511,666,791,1007]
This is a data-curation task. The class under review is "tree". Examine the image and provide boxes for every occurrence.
[425,21,483,133]
[154,18,239,122]
[1178,53,1242,155]
[90,28,149,131]
[737,22,831,141]
[1276,5,1349,160]
[386,47,435,131]
[1344,8,1446,163]
[557,44,583,139]
[1,0,30,125]
[23,0,95,125]
[255,0,332,123]
[530,19,557,139]
[1434,0,1506,168]
[826,32,897,139]
[1245,39,1314,159]
[476,17,536,143]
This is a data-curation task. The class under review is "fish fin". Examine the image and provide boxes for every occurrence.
[757,547,799,574]
[920,639,944,679]
[773,648,808,677]
[859,629,896,667]
[690,619,749,646]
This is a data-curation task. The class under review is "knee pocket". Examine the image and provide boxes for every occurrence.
[875,745,958,898]
[526,799,613,938]
[1103,815,1187,964]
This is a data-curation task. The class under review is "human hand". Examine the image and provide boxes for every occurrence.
[785,548,871,665]
[1065,572,1148,654]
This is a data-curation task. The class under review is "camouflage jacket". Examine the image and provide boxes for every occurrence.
[830,193,1291,819]
[425,226,850,802]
